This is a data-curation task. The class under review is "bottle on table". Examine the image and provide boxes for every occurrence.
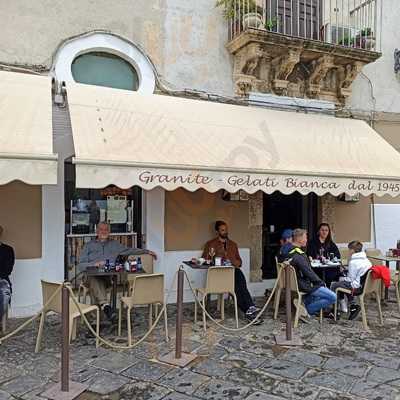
[137,257,142,272]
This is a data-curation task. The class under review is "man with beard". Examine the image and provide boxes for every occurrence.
[202,220,262,324]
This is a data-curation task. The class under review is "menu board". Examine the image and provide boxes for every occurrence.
[107,196,127,224]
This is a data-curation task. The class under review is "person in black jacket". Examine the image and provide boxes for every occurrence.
[0,226,14,319]
[289,229,336,316]
[307,223,341,287]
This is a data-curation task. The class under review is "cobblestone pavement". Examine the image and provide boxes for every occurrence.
[1,291,400,400]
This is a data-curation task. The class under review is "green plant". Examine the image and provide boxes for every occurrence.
[360,27,373,37]
[338,35,355,46]
[215,0,259,20]
[265,17,278,31]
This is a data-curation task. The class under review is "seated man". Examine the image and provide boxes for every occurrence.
[78,222,156,321]
[288,229,336,317]
[202,220,262,324]
[278,229,293,262]
[0,226,14,321]
[330,240,371,320]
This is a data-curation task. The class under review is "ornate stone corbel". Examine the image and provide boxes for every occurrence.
[337,61,364,101]
[307,55,335,98]
[271,48,301,95]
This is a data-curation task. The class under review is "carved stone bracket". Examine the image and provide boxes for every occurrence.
[227,30,380,104]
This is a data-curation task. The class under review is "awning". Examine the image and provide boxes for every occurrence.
[68,82,400,197]
[0,71,57,185]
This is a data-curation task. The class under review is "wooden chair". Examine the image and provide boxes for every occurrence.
[333,270,383,330]
[391,271,400,313]
[194,267,239,331]
[338,247,349,266]
[274,263,322,327]
[365,248,383,265]
[35,280,99,353]
[118,273,168,345]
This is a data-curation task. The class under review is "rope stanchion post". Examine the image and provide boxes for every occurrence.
[42,284,88,400]
[159,266,197,367]
[275,263,302,346]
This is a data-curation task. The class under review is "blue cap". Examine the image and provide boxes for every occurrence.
[281,229,293,240]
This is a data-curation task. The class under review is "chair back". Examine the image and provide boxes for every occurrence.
[205,267,235,294]
[41,280,63,314]
[362,270,381,295]
[279,264,301,293]
[365,248,383,265]
[130,273,165,305]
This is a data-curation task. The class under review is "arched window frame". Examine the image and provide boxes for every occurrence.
[52,32,156,94]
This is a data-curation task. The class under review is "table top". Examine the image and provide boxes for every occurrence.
[368,255,400,262]
[84,267,146,277]
[183,261,210,270]
[311,261,341,269]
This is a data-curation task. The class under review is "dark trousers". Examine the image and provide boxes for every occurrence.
[0,279,11,319]
[330,280,355,303]
[235,268,254,313]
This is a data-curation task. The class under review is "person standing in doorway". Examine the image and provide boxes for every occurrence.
[202,221,262,324]
[0,226,14,321]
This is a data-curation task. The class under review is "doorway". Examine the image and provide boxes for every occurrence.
[261,192,318,279]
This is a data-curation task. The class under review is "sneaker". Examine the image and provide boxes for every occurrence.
[102,304,116,322]
[245,312,263,325]
[348,305,361,321]
[293,298,309,318]
[339,299,348,313]
[247,305,261,314]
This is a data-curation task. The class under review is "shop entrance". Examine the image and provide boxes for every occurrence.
[261,192,318,279]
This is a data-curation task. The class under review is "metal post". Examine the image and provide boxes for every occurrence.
[285,266,292,341]
[175,268,184,359]
[61,285,70,392]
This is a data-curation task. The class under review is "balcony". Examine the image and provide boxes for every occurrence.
[224,0,382,104]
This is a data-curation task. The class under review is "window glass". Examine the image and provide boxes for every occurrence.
[71,52,139,91]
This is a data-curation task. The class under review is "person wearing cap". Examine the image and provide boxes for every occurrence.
[278,229,294,262]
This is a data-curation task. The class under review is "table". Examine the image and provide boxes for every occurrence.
[183,261,210,270]
[311,262,341,283]
[84,268,145,312]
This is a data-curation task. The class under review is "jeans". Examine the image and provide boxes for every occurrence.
[234,268,255,313]
[0,279,11,319]
[303,286,337,315]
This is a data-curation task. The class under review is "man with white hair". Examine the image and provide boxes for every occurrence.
[78,222,156,321]
[0,226,14,320]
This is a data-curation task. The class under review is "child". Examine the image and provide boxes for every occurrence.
[330,240,371,320]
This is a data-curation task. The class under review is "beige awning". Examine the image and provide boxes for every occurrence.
[0,71,57,185]
[68,82,400,197]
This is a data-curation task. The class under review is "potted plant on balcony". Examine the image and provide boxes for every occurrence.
[215,0,264,30]
[354,28,375,50]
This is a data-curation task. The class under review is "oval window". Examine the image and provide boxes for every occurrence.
[71,52,139,91]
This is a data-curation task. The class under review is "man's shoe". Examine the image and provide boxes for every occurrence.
[348,305,361,321]
[245,311,263,325]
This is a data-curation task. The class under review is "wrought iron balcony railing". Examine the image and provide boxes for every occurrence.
[226,0,381,52]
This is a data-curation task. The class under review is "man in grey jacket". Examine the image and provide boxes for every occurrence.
[78,222,156,321]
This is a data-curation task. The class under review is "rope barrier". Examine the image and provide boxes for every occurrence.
[0,284,63,345]
[184,265,283,332]
[65,270,179,350]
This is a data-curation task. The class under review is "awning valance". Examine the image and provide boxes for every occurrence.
[0,71,57,185]
[68,82,400,197]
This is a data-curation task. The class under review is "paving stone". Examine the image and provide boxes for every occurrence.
[355,351,400,370]
[118,380,171,400]
[303,371,356,392]
[0,390,12,400]
[1,374,47,397]
[350,379,400,400]
[85,370,130,395]
[218,336,245,351]
[161,393,194,400]
[246,393,286,400]
[316,390,356,400]
[279,350,325,368]
[367,366,400,386]
[70,365,101,383]
[194,345,228,360]
[227,367,275,392]
[323,356,369,378]
[223,351,266,369]
[261,359,309,380]
[160,369,210,395]
[272,380,319,400]
[191,358,233,378]
[240,340,275,357]
[89,352,137,373]
[194,378,251,400]
[122,359,172,381]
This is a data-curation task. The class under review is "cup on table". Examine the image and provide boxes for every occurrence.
[215,257,222,266]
